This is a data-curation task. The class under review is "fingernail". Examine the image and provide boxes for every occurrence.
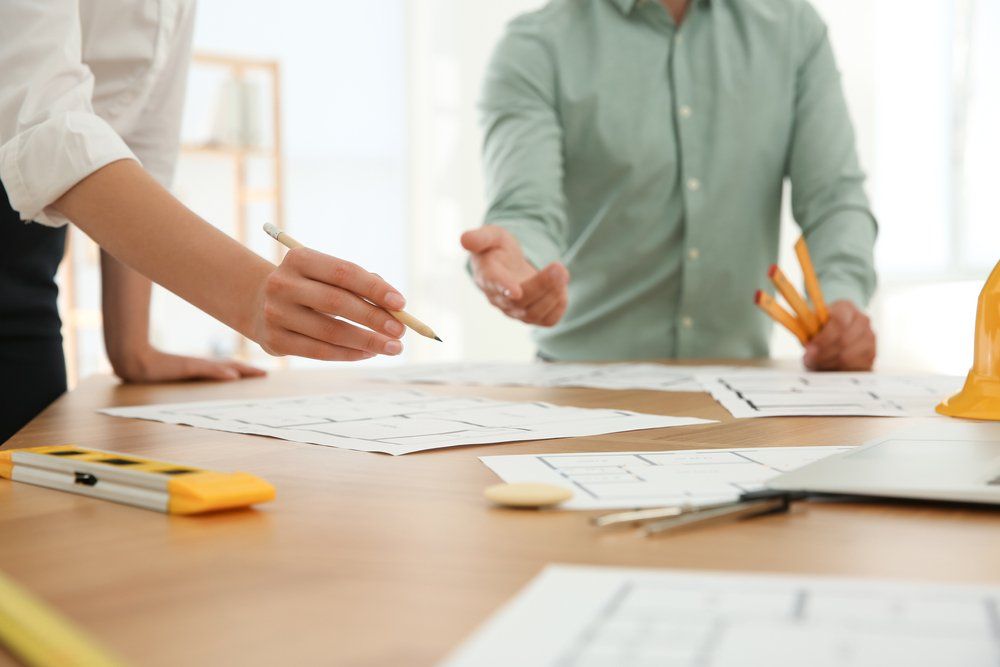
[383,340,403,355]
[386,319,405,336]
[502,288,512,298]
[386,292,405,310]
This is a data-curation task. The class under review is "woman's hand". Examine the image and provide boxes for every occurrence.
[114,347,266,383]
[254,247,407,361]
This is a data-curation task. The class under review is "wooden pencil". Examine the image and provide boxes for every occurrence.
[794,236,829,326]
[755,290,810,346]
[768,264,819,337]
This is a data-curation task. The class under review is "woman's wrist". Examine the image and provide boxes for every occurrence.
[107,342,158,382]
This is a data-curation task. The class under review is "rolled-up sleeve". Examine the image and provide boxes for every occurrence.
[0,0,137,227]
[478,22,566,270]
[787,2,878,308]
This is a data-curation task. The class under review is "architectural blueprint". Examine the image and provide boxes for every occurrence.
[698,372,964,418]
[101,389,712,455]
[481,446,852,510]
[368,362,752,393]
[445,565,1000,667]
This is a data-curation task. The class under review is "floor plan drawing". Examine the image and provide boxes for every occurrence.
[481,446,852,510]
[101,390,712,455]
[698,372,963,418]
[369,362,752,393]
[445,565,1000,667]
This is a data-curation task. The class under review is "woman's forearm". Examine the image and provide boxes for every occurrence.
[100,249,154,375]
[54,158,410,363]
[54,159,272,340]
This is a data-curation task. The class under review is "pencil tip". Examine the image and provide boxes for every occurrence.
[434,336,443,342]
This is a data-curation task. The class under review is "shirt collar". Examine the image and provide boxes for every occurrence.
[611,0,710,16]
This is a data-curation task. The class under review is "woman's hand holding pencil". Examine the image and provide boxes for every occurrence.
[254,245,408,361]
[257,224,442,362]
[756,236,876,371]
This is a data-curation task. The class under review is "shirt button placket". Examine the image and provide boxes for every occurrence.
[673,27,700,353]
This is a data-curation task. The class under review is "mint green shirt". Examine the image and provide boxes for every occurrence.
[479,0,877,361]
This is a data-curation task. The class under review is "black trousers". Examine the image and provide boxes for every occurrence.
[0,184,67,444]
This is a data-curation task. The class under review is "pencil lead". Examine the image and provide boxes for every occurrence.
[434,336,443,342]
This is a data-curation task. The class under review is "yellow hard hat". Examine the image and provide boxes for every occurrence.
[937,260,1000,420]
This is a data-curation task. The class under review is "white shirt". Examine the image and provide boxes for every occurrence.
[0,0,196,227]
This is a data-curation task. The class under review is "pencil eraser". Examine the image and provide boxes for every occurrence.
[767,264,778,278]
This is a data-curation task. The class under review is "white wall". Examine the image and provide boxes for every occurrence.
[405,0,544,364]
[157,0,409,367]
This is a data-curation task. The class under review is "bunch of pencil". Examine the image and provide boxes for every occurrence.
[754,237,828,346]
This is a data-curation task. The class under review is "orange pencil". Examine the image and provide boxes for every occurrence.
[794,236,829,326]
[754,290,810,346]
[768,264,819,337]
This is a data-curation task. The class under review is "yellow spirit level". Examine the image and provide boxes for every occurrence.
[0,445,274,514]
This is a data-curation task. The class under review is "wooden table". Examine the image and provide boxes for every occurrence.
[2,366,1000,666]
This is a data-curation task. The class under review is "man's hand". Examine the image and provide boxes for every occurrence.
[803,300,876,371]
[114,347,266,383]
[461,226,569,327]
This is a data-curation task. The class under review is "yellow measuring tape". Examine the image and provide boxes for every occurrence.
[0,569,124,667]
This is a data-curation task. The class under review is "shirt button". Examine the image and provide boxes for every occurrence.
[678,105,692,119]
[687,178,701,192]
[687,247,700,261]
[681,316,694,329]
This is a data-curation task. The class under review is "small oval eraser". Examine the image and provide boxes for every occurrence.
[484,482,573,508]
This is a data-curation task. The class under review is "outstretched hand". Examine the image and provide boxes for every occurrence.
[461,225,569,327]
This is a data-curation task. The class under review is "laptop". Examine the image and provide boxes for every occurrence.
[769,421,1000,505]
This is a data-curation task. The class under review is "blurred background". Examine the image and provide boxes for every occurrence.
[59,0,999,384]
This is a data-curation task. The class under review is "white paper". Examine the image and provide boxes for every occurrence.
[369,362,756,393]
[481,446,851,510]
[99,389,713,456]
[698,372,964,418]
[444,564,1000,667]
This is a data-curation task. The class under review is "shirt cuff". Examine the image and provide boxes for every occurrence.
[486,218,563,269]
[820,279,870,311]
[0,111,138,228]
